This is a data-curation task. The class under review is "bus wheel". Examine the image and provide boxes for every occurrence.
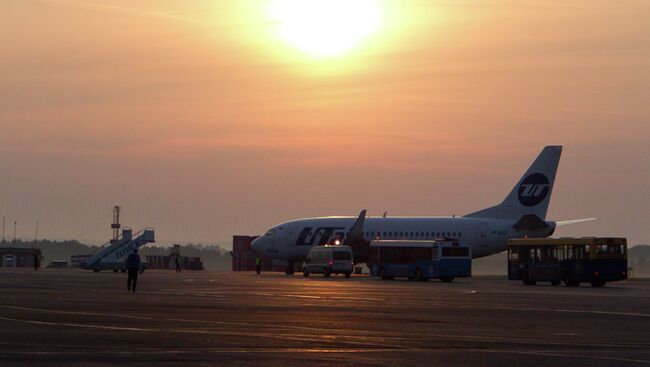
[523,276,536,285]
[303,269,310,277]
[551,280,561,286]
[323,268,331,278]
[379,268,387,280]
[441,277,454,283]
[415,268,426,281]
[379,268,393,280]
[344,273,351,279]
[285,266,295,275]
[591,281,604,287]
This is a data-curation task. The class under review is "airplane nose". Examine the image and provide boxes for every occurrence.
[251,237,264,254]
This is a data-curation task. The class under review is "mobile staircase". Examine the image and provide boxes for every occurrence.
[80,228,155,272]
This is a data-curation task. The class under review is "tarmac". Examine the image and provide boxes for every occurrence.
[0,269,649,366]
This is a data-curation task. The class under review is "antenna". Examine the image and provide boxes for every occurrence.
[13,221,17,244]
[2,216,5,245]
[111,206,121,243]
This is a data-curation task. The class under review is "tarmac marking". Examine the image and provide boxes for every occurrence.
[0,347,413,355]
[0,305,153,321]
[556,309,650,318]
[491,350,650,365]
[0,304,396,338]
[2,346,650,364]
[0,316,415,349]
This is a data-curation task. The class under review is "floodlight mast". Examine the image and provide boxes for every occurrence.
[111,206,121,243]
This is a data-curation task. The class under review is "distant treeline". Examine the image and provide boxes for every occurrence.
[4,240,650,276]
[3,239,233,271]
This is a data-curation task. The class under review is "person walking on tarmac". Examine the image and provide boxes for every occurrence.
[255,255,262,275]
[126,249,141,292]
[175,255,182,273]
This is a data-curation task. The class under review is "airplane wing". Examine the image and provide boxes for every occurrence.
[555,218,597,226]
[344,210,369,264]
[344,209,367,244]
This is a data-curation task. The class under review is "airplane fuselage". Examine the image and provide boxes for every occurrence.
[252,216,555,263]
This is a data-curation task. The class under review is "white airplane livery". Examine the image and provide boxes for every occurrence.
[251,146,594,274]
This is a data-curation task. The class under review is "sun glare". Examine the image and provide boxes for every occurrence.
[269,0,382,58]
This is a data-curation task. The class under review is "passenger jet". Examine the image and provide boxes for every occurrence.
[251,146,594,274]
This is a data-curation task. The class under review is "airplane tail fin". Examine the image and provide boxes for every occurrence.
[465,145,562,220]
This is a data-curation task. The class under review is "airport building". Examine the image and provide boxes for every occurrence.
[0,247,41,268]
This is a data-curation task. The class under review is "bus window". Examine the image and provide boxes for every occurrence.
[568,245,588,260]
[442,247,469,257]
[593,244,624,258]
[608,245,623,255]
[509,249,518,261]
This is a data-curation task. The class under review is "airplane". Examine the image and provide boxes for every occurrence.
[251,145,595,275]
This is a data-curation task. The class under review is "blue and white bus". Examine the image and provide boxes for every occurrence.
[369,240,472,282]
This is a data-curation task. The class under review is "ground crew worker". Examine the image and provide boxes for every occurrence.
[255,255,262,274]
[33,253,39,271]
[175,255,182,273]
[126,249,141,292]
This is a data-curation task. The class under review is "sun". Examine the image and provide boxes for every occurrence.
[269,0,382,58]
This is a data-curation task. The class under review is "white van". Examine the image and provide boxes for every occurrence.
[302,245,354,278]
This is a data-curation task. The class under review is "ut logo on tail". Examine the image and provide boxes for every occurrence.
[518,173,550,207]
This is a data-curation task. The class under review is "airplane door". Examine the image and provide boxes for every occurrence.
[477,223,488,247]
[285,223,297,247]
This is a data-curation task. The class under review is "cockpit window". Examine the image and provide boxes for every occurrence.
[265,229,275,236]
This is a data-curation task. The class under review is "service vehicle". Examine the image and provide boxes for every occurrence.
[369,240,471,282]
[302,245,354,278]
[507,237,628,287]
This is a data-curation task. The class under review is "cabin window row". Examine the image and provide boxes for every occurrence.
[362,231,462,239]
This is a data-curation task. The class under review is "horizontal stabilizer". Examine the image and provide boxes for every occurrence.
[555,218,597,226]
[513,214,551,230]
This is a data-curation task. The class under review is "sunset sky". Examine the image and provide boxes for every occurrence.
[2,0,649,247]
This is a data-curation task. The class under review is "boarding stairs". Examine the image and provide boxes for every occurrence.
[80,228,155,272]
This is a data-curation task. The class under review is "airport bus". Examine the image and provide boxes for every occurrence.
[507,237,628,287]
[369,240,471,282]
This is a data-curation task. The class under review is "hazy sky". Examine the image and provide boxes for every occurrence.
[2,0,649,247]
